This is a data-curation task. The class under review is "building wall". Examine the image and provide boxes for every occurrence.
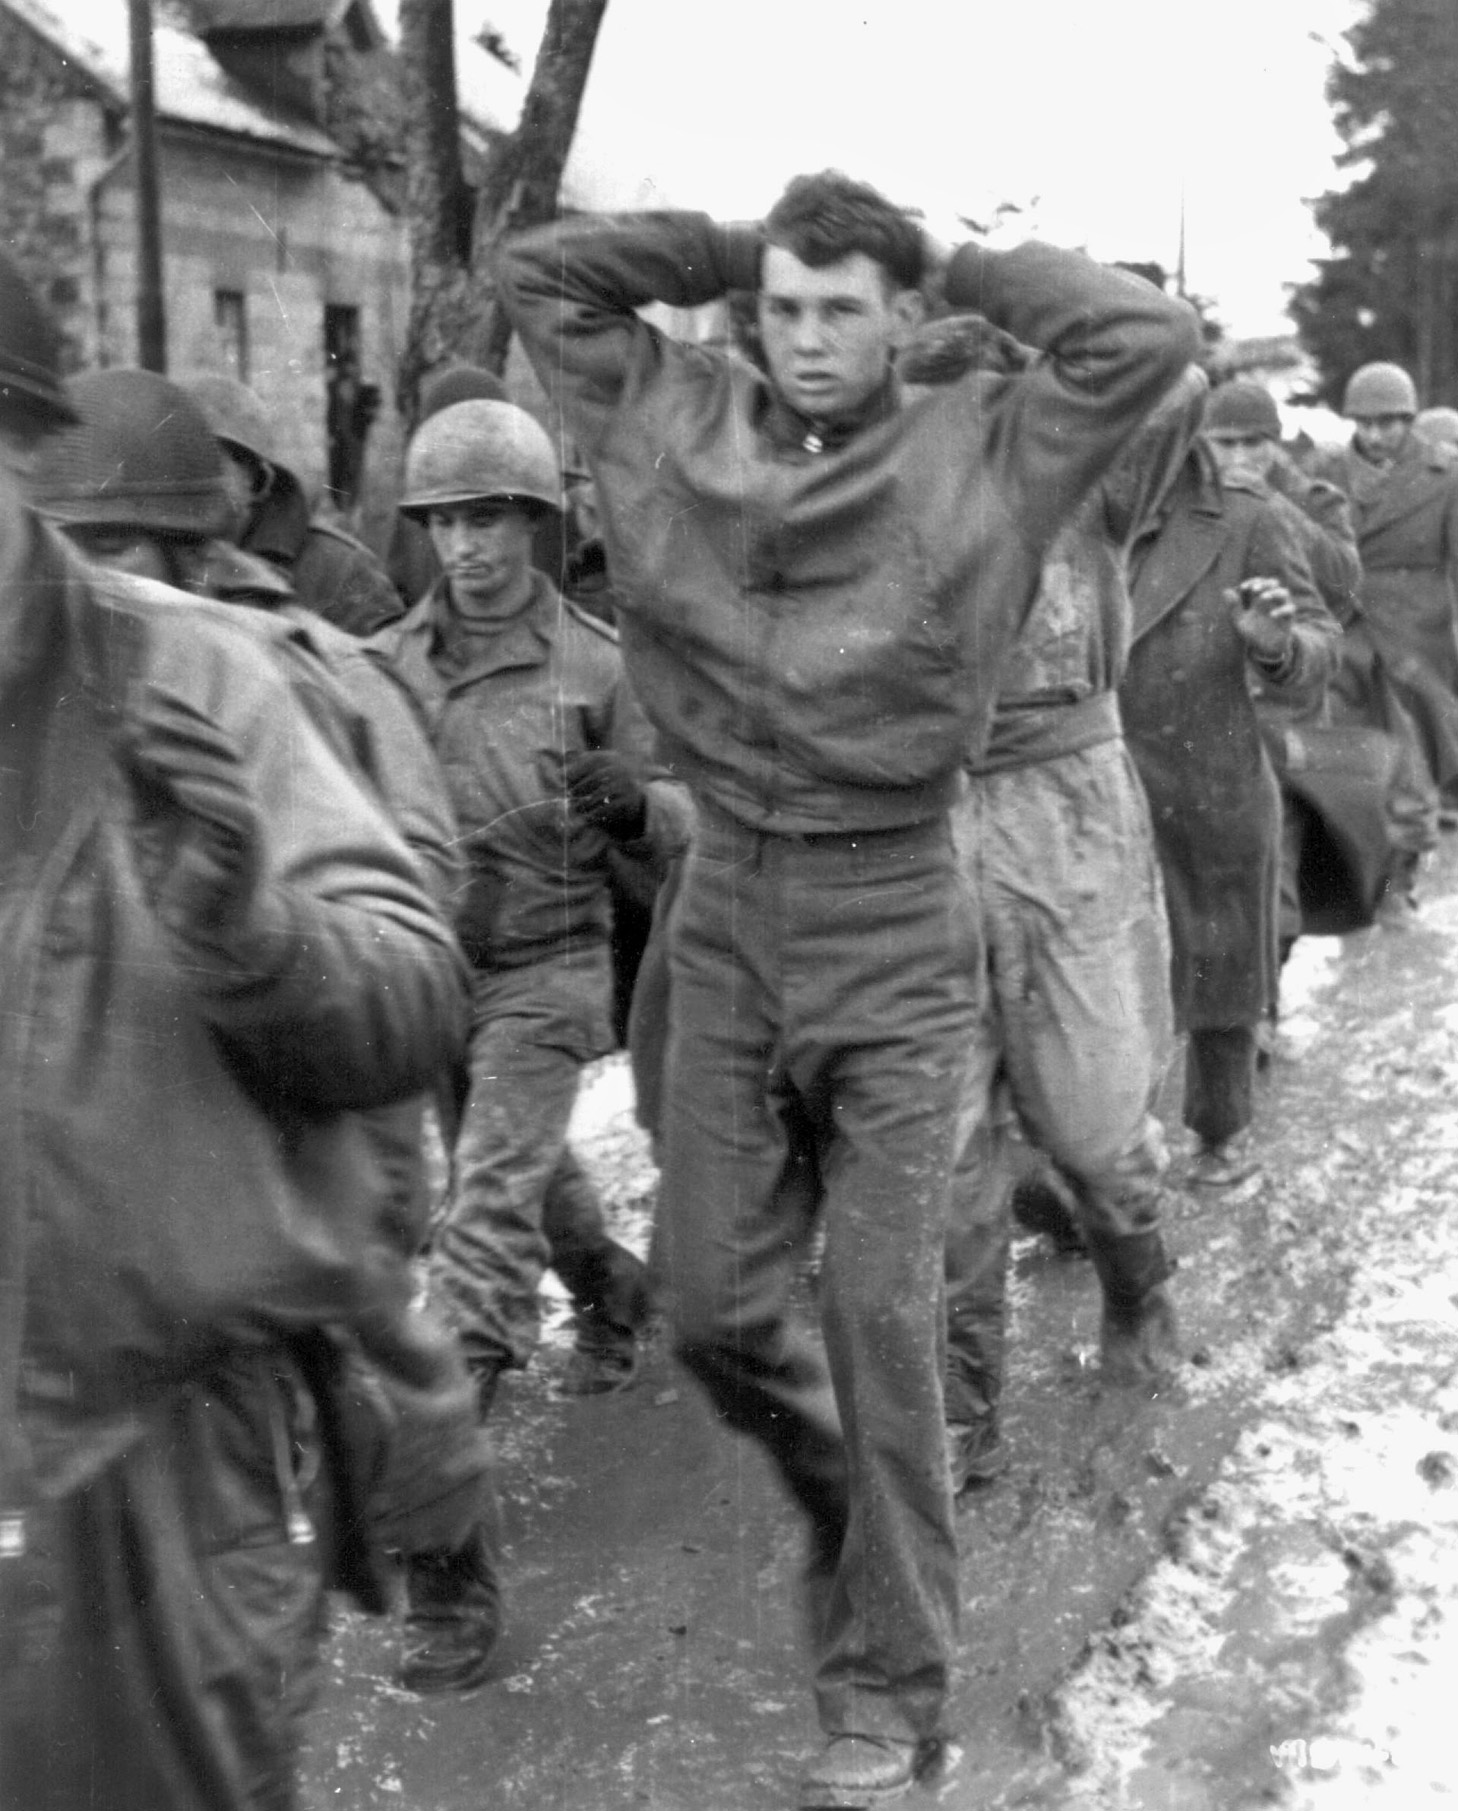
[1,6,411,545]
[0,8,113,372]
[95,129,410,539]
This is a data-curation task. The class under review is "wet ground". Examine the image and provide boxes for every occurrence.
[302,839,1458,1811]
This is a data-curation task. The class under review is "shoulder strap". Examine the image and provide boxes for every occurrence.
[562,594,620,644]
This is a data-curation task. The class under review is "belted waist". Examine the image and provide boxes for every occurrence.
[694,801,947,854]
[691,804,949,865]
[969,690,1123,777]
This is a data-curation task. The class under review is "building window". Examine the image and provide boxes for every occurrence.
[214,289,248,382]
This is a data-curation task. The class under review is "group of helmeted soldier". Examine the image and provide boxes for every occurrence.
[3,165,1458,1811]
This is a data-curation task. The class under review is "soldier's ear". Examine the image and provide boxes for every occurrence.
[889,287,927,348]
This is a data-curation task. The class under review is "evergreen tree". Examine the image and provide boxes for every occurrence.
[1291,0,1458,408]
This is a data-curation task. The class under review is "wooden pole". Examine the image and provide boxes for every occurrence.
[129,0,166,371]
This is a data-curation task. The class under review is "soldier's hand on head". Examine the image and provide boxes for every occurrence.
[121,684,263,942]
[563,748,647,841]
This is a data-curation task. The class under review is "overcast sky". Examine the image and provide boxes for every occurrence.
[386,0,1366,338]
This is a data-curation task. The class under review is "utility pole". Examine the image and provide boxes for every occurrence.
[129,0,166,371]
[1175,178,1187,300]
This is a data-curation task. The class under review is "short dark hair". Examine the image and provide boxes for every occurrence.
[765,171,925,292]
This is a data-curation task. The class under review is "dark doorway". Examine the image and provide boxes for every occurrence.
[323,303,378,513]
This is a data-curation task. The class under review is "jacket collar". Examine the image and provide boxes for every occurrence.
[756,374,901,455]
[1129,454,1228,645]
[398,570,561,694]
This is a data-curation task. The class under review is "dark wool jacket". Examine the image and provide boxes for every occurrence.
[1122,455,1338,1029]
[497,212,1199,834]
[1312,435,1458,790]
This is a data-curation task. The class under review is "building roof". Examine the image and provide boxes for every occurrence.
[4,0,340,156]
[190,0,336,30]
[190,0,385,51]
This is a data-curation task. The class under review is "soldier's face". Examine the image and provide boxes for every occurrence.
[1351,414,1411,467]
[1206,432,1278,489]
[758,247,918,424]
[429,499,537,623]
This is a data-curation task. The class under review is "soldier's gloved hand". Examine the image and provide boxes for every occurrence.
[121,684,263,943]
[563,749,647,841]
[1228,578,1297,669]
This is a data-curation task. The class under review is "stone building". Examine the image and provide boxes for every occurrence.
[0,0,417,537]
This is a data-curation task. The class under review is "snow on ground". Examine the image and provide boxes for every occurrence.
[531,1055,657,1344]
[1053,910,1458,1807]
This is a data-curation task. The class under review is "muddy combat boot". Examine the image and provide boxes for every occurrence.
[560,1312,642,1396]
[1010,1166,1087,1255]
[1086,1229,1182,1394]
[944,1353,1006,1495]
[1099,1283,1182,1393]
[947,1408,1007,1494]
[1187,1131,1259,1190]
[799,1734,954,1809]
[557,1241,654,1396]
[466,1346,510,1422]
[398,1525,503,1695]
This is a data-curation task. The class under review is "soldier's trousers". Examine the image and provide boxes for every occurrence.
[1183,1025,1258,1148]
[429,950,641,1372]
[2,1352,325,1811]
[656,808,975,1747]
[943,740,1174,1421]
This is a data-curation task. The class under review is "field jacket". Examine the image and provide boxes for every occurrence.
[1,525,468,1500]
[497,212,1199,834]
[372,577,681,969]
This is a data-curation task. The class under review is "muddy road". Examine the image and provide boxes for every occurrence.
[302,842,1458,1811]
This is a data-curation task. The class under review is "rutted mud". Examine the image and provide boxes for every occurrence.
[301,844,1458,1811]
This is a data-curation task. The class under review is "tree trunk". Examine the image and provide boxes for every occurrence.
[397,0,474,423]
[397,0,609,421]
[467,0,610,374]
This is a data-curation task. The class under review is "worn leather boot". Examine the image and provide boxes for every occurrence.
[1086,1229,1183,1394]
[799,1733,952,1809]
[947,1410,1007,1494]
[1099,1282,1182,1393]
[397,1526,503,1695]
[467,1348,510,1422]
[1010,1166,1087,1255]
[559,1314,641,1396]
[558,1242,654,1395]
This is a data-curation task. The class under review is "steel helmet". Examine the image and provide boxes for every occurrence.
[1342,362,1418,419]
[1415,406,1458,450]
[183,370,278,472]
[418,361,508,423]
[0,249,78,432]
[32,368,231,538]
[1204,380,1281,440]
[400,400,561,519]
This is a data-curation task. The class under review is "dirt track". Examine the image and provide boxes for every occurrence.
[302,839,1458,1811]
